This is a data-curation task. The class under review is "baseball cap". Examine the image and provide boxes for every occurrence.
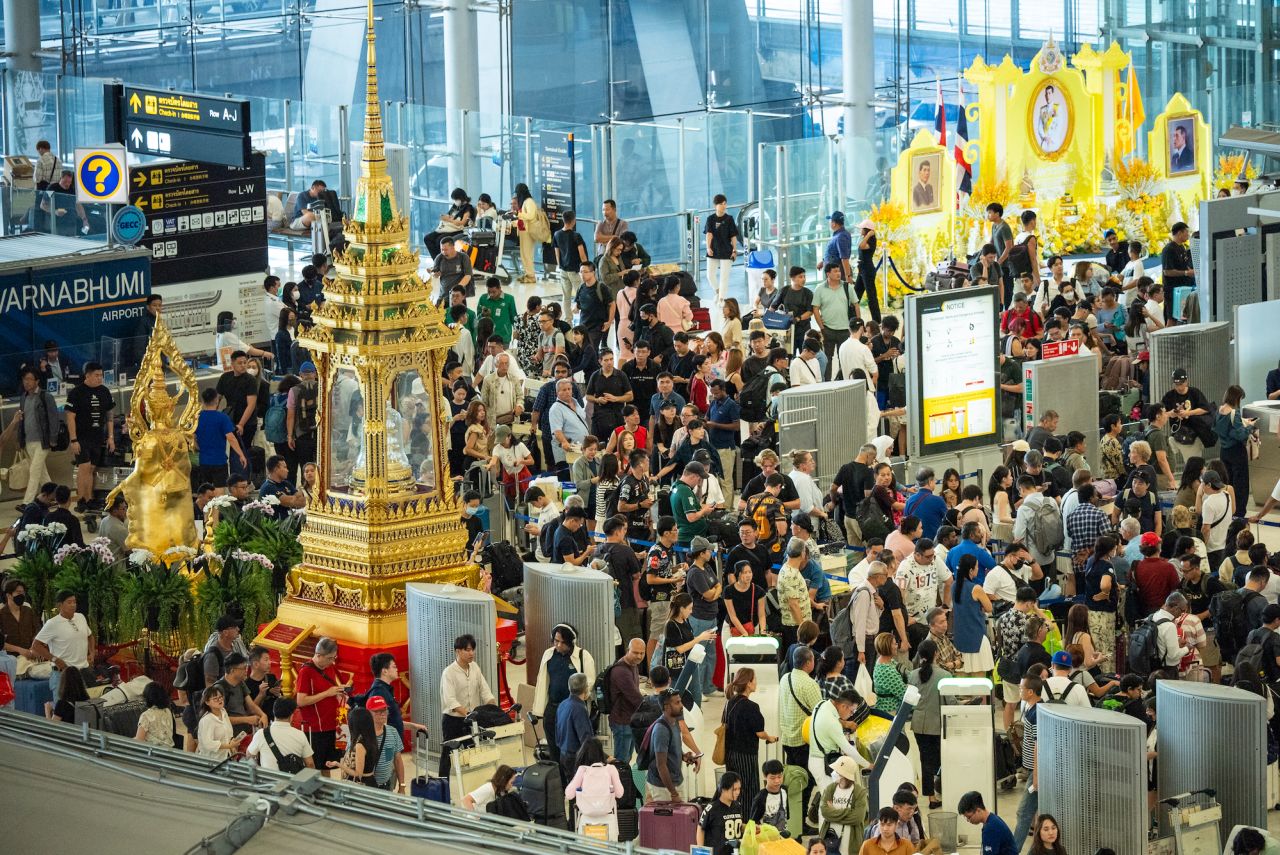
[1172,367,1189,382]
[790,511,814,532]
[1200,470,1224,489]
[1140,531,1161,549]
[857,218,875,230]
[1010,439,1031,453]
[1104,229,1117,239]
[827,211,845,225]
[689,536,713,556]
[299,361,317,374]
[683,461,707,479]
[1051,650,1073,669]
[365,695,389,712]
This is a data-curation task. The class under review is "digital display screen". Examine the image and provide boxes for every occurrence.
[911,287,999,456]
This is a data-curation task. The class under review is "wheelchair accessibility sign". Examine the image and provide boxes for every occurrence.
[76,145,129,205]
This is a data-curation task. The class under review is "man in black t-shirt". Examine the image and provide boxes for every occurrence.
[831,444,876,530]
[615,450,654,541]
[738,451,801,512]
[869,319,903,400]
[598,516,644,647]
[877,561,910,654]
[64,362,115,512]
[216,351,260,482]
[1160,368,1212,446]
[586,349,633,438]
[704,194,740,303]
[622,342,658,422]
[740,330,771,384]
[1160,222,1195,324]
[727,520,773,584]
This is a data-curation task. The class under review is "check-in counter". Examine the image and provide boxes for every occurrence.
[1243,401,1280,507]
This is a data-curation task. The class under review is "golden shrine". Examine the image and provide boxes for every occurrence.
[869,37,1222,291]
[266,0,475,651]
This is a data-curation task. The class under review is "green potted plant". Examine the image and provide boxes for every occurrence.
[52,537,122,643]
[193,548,277,637]
[209,495,303,593]
[11,521,69,614]
[118,548,197,644]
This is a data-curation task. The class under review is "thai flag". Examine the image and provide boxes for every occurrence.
[954,82,972,197]
[934,78,946,148]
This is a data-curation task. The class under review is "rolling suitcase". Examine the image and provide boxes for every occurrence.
[520,757,566,828]
[410,732,451,803]
[616,807,639,842]
[73,695,146,737]
[638,800,700,851]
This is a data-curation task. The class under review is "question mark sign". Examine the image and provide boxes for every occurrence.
[88,157,111,193]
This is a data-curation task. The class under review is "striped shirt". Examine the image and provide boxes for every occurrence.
[779,670,823,747]
[373,725,404,787]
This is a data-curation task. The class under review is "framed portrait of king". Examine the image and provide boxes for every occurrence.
[1028,78,1073,160]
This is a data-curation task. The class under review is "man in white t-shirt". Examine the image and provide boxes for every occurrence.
[983,543,1042,607]
[1199,470,1233,567]
[31,589,93,717]
[247,697,316,770]
[835,319,878,384]
[849,540,885,586]
[1041,651,1092,708]
[895,537,953,626]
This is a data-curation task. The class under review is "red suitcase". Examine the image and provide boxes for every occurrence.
[639,800,701,851]
[690,306,712,331]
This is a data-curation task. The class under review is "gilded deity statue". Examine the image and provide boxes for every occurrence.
[105,317,200,556]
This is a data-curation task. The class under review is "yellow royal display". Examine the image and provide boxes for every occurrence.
[270,0,476,648]
[106,316,200,556]
[877,37,1217,275]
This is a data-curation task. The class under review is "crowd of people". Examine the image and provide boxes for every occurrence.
[3,184,1280,855]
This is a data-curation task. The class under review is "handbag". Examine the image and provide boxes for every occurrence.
[761,309,791,331]
[730,585,757,637]
[8,448,29,493]
[1247,432,1262,461]
[0,672,14,707]
[853,662,877,705]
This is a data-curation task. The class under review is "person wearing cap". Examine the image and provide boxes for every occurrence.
[193,384,247,492]
[1162,367,1212,445]
[1132,531,1180,617]
[854,218,881,322]
[684,535,722,697]
[778,537,815,652]
[1041,650,1091,708]
[704,193,740,302]
[286,360,320,476]
[821,210,854,287]
[817,754,869,854]
[791,337,824,386]
[201,613,245,686]
[213,651,270,735]
[1160,222,1195,324]
[1198,469,1234,569]
[671,460,715,547]
[812,261,856,371]
[553,506,594,565]
[361,693,406,791]
[636,302,675,364]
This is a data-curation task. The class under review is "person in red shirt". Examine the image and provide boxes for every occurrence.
[1131,531,1180,618]
[1001,293,1043,337]
[606,405,648,453]
[295,637,351,771]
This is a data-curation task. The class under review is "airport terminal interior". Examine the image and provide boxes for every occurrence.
[3,1,1280,853]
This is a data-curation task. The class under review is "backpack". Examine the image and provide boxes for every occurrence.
[1006,240,1033,276]
[484,541,525,592]
[629,695,662,756]
[1212,588,1262,662]
[294,381,319,437]
[739,368,780,422]
[594,662,618,718]
[1126,616,1171,677]
[635,717,674,772]
[830,597,855,658]
[1024,498,1064,555]
[538,514,561,560]
[487,791,533,821]
[263,726,306,773]
[1234,638,1268,696]
[263,392,289,444]
[574,764,618,816]
[1043,679,1085,705]
[855,495,891,541]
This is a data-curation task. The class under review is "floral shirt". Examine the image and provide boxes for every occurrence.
[1100,434,1126,481]
[993,607,1029,661]
[777,564,811,627]
[512,311,542,376]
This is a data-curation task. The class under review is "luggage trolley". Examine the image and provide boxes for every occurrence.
[1157,789,1223,855]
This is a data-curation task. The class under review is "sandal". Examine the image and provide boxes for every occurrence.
[928,799,943,810]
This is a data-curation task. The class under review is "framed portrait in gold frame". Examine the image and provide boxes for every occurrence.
[1028,78,1073,160]
[908,151,943,215]
[1166,114,1197,176]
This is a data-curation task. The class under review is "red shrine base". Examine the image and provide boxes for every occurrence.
[254,616,519,728]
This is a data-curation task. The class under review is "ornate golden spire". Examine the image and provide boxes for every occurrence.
[351,0,395,229]
[362,0,385,176]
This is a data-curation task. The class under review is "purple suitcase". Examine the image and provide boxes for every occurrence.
[638,800,700,851]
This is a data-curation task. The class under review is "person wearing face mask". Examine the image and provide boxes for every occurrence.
[215,311,272,371]
[1,578,41,661]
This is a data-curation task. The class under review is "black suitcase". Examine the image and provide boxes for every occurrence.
[74,693,146,737]
[612,758,641,810]
[520,758,566,828]
[616,807,639,842]
[995,732,1020,791]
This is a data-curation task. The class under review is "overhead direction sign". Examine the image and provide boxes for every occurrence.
[75,145,129,204]
[104,83,251,168]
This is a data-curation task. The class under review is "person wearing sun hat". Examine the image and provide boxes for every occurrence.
[855,217,881,322]
[817,754,870,853]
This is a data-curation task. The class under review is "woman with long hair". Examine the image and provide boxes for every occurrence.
[512,294,544,376]
[512,182,540,284]
[665,592,716,708]
[907,638,950,809]
[722,298,743,352]
[274,307,297,376]
[599,236,626,295]
[941,468,962,499]
[1063,603,1106,678]
[657,272,694,334]
[594,452,621,530]
[1082,535,1120,672]
[818,645,854,699]
[1176,456,1206,510]
[952,554,994,677]
[724,346,744,393]
[722,667,776,811]
[463,764,519,811]
[702,332,728,377]
[462,400,493,467]
[51,665,90,722]
[1028,813,1068,855]
[988,465,1015,541]
[1215,384,1256,518]
[1004,443,1028,482]
[565,737,624,838]
[195,685,237,760]
[340,706,379,785]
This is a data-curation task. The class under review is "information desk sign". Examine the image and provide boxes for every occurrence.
[75,145,129,205]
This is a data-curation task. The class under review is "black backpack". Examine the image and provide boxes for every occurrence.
[538,514,561,559]
[1234,636,1269,696]
[294,380,319,436]
[1212,588,1262,663]
[1127,616,1172,677]
[629,695,662,755]
[594,662,618,717]
[484,540,525,591]
[739,368,781,423]
[856,494,891,541]
[263,726,306,773]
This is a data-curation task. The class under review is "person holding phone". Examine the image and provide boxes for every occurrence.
[295,637,351,775]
